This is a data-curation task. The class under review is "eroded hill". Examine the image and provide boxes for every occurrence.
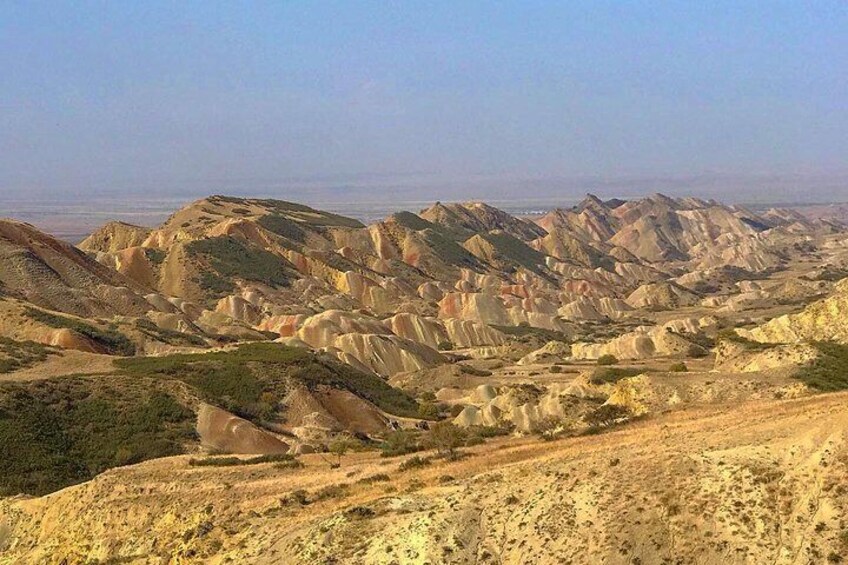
[2,194,848,563]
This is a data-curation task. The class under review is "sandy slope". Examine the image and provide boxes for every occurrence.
[2,393,847,564]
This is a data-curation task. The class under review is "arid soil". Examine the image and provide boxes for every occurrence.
[2,392,847,564]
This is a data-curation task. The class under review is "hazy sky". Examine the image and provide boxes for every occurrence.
[1,1,846,202]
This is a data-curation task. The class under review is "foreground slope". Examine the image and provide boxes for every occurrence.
[2,393,846,564]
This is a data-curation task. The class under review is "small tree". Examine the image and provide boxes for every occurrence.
[428,422,467,460]
[597,354,619,366]
[532,416,572,441]
[328,436,356,467]
[380,429,421,457]
[584,404,632,428]
[417,401,440,420]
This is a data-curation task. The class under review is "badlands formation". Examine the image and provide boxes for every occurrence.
[1,193,848,563]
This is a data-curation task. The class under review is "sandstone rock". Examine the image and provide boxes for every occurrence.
[196,403,290,455]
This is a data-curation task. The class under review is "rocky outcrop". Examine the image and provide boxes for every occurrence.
[626,282,700,309]
[420,201,546,241]
[742,279,848,344]
[78,221,152,253]
[326,333,444,377]
[571,324,705,360]
[196,403,290,455]
[714,339,819,373]
[517,340,571,365]
[558,296,632,321]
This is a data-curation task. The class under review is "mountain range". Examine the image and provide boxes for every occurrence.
[2,193,848,563]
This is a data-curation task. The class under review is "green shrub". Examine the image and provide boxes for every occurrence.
[459,364,493,377]
[532,416,572,441]
[584,404,632,428]
[312,483,349,501]
[477,231,548,275]
[669,362,688,372]
[196,272,235,296]
[590,367,644,385]
[116,343,420,421]
[0,380,194,496]
[134,319,207,348]
[328,436,358,466]
[189,453,298,467]
[0,337,55,373]
[421,229,483,269]
[794,342,848,391]
[357,473,390,484]
[187,236,292,290]
[257,214,307,243]
[144,248,167,265]
[687,345,709,358]
[398,455,432,471]
[427,422,467,460]
[417,401,441,420]
[24,308,135,356]
[380,429,423,458]
[596,354,619,366]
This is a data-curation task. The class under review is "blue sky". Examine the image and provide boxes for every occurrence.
[1,1,846,201]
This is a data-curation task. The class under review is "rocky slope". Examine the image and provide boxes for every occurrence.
[742,278,848,344]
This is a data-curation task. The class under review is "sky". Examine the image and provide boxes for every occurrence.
[1,1,846,204]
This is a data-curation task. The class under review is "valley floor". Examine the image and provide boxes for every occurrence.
[2,392,847,564]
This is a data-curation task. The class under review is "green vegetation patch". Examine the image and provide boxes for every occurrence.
[590,366,646,385]
[478,231,548,275]
[144,248,167,265]
[492,324,569,344]
[116,343,420,420]
[257,213,308,243]
[134,319,208,348]
[209,196,364,228]
[0,337,56,373]
[24,307,136,356]
[0,377,195,496]
[421,229,484,270]
[716,329,772,352]
[186,236,293,290]
[597,354,619,366]
[391,211,436,232]
[197,272,235,296]
[188,453,299,467]
[794,341,848,392]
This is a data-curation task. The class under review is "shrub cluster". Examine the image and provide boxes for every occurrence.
[0,337,55,373]
[24,307,135,356]
[0,379,194,496]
